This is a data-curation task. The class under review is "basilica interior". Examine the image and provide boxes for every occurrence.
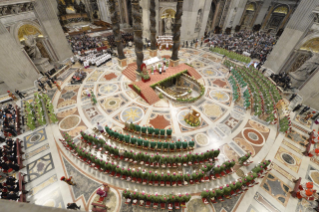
[1,0,319,212]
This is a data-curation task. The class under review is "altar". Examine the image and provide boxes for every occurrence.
[144,57,162,68]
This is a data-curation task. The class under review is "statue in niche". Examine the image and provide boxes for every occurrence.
[23,34,42,60]
[290,53,319,88]
[195,9,203,33]
[165,15,173,34]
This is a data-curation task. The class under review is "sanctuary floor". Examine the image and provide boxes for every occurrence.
[8,47,319,212]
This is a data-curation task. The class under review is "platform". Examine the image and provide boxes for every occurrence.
[123,63,201,105]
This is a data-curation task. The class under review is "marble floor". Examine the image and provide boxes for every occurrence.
[10,47,319,212]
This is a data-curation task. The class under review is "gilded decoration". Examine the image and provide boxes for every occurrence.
[300,38,319,53]
[18,24,42,41]
[246,3,255,11]
[273,6,288,14]
[161,8,176,19]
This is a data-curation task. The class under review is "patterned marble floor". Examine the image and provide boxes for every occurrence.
[12,47,319,212]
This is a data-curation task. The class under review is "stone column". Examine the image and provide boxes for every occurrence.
[253,0,271,25]
[33,0,73,63]
[132,0,144,72]
[278,8,294,30]
[263,0,318,74]
[149,0,157,57]
[109,0,126,67]
[97,0,111,23]
[249,1,263,28]
[170,0,184,67]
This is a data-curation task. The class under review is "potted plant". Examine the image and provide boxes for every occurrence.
[136,170,143,184]
[182,140,188,150]
[160,129,165,138]
[147,126,154,137]
[160,174,165,186]
[184,173,191,185]
[171,172,177,187]
[166,128,172,138]
[215,186,224,202]
[188,140,195,149]
[141,125,147,136]
[160,196,168,209]
[201,190,210,204]
[164,173,171,186]
[131,192,138,205]
[181,193,191,208]
[154,173,160,186]
[156,141,162,151]
[209,191,217,204]
[123,190,131,204]
[223,184,232,199]
[213,165,221,179]
[177,173,183,186]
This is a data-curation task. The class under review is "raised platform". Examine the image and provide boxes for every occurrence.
[123,63,201,105]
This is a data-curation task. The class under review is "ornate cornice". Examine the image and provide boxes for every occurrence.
[0,1,34,16]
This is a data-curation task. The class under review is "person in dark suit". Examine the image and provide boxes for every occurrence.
[6,191,19,200]
[293,104,302,112]
[67,203,81,210]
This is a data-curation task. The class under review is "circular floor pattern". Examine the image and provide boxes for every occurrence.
[195,133,209,146]
[120,106,144,123]
[242,128,265,146]
[249,120,270,133]
[99,84,118,95]
[233,137,255,156]
[281,153,296,165]
[209,90,230,102]
[202,69,218,77]
[59,115,81,131]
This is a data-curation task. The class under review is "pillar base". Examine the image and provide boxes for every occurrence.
[170,59,179,67]
[149,49,157,57]
[118,58,127,68]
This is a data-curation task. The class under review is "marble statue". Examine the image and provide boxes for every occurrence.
[165,15,173,34]
[290,53,319,88]
[24,34,42,60]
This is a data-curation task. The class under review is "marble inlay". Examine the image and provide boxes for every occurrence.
[62,157,100,202]
[26,153,55,182]
[23,128,47,149]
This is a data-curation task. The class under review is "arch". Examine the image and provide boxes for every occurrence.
[265,4,290,30]
[11,20,46,45]
[240,2,257,27]
[296,33,319,52]
[272,5,289,15]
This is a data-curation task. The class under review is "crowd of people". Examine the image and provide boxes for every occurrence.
[207,30,277,62]
[0,138,21,173]
[106,32,134,49]
[0,104,18,138]
[0,175,28,201]
[67,34,105,54]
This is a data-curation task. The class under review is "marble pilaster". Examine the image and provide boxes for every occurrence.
[97,0,111,23]
[0,21,39,92]
[253,0,271,25]
[263,0,318,74]
[33,0,73,63]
